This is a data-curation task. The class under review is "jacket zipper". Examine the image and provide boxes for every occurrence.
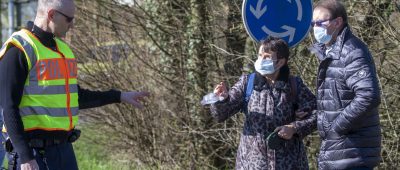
[56,51,73,130]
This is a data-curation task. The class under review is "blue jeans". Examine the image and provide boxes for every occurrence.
[9,142,78,170]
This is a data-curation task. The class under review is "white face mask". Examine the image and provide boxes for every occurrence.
[254,58,277,75]
[313,26,333,44]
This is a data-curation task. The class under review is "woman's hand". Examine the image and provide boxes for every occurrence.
[213,82,228,100]
[275,124,296,140]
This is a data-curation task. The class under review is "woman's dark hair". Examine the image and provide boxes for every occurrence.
[260,37,290,82]
[260,37,289,60]
[315,0,348,24]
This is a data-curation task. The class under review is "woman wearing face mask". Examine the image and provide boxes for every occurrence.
[210,37,317,170]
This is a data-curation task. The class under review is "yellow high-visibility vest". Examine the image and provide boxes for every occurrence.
[0,29,79,132]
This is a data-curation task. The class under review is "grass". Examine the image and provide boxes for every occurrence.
[73,124,139,170]
[0,124,150,170]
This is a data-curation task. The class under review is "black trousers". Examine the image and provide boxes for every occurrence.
[8,142,78,170]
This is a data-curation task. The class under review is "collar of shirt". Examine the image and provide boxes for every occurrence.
[26,21,57,50]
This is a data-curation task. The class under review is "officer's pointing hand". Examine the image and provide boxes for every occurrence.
[121,91,150,109]
[21,159,39,170]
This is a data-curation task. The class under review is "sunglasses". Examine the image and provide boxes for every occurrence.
[56,10,74,23]
[311,19,332,27]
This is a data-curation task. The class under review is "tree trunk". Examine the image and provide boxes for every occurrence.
[224,0,247,78]
[187,0,215,167]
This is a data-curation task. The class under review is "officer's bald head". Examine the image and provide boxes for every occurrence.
[35,0,75,38]
[37,0,75,17]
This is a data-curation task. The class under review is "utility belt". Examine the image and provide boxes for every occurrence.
[4,129,81,152]
[28,138,68,148]
[3,129,80,170]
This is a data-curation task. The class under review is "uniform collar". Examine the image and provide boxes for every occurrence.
[25,21,56,49]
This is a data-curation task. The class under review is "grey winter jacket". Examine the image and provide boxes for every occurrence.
[309,26,381,170]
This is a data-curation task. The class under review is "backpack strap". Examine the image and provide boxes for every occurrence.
[243,73,256,113]
[245,73,256,103]
[244,74,298,113]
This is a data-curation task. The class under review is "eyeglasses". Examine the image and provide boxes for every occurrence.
[56,10,74,23]
[311,19,332,27]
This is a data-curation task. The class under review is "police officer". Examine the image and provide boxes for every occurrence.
[0,0,150,169]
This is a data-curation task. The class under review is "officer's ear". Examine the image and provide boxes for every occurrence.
[47,9,56,22]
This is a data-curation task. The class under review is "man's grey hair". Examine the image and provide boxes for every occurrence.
[37,0,72,15]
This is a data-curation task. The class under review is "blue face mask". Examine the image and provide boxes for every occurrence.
[313,26,332,44]
[254,58,276,75]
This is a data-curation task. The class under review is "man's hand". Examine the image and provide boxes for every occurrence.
[121,91,150,109]
[21,159,39,170]
[275,124,296,140]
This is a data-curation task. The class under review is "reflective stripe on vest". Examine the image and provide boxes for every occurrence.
[0,29,79,132]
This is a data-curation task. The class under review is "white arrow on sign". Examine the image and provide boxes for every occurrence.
[250,0,267,19]
[262,25,296,43]
[287,0,303,21]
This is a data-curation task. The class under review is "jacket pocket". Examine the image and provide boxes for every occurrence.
[317,111,328,139]
[330,80,343,109]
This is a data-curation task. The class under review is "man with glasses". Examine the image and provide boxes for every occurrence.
[309,0,381,169]
[55,10,74,23]
[0,0,149,169]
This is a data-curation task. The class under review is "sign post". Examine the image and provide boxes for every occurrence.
[242,0,313,47]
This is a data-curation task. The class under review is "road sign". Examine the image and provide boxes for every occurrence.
[242,0,313,47]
